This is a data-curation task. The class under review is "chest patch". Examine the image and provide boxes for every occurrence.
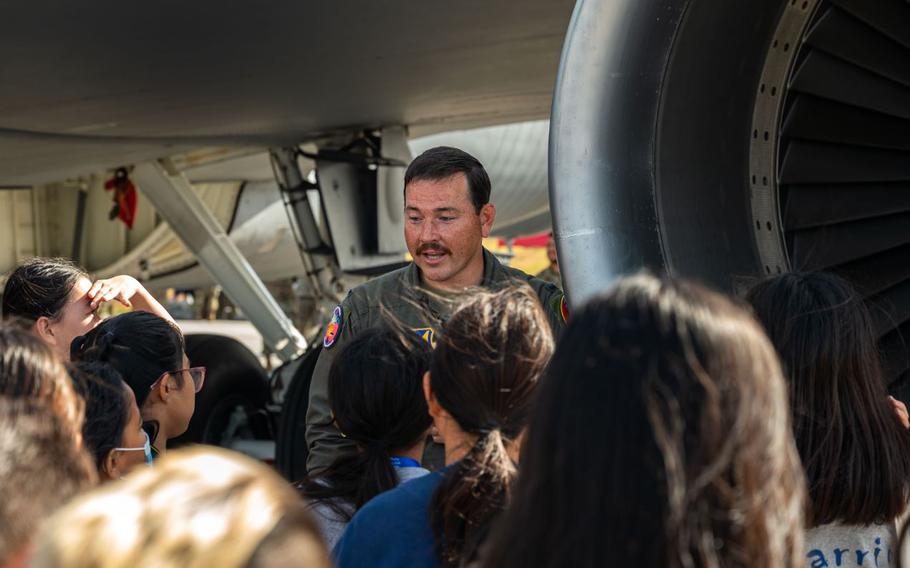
[323,305,344,348]
[414,327,437,349]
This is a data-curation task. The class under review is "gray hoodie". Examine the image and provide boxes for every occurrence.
[804,522,897,568]
[308,465,431,550]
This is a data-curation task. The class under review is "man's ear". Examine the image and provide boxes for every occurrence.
[423,371,441,419]
[33,316,56,346]
[101,449,119,480]
[479,203,496,238]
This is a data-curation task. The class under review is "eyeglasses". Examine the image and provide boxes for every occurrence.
[150,366,206,393]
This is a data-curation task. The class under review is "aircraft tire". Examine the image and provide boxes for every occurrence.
[275,344,322,481]
[170,334,271,447]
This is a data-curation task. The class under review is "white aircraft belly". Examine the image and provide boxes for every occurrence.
[0,1,575,185]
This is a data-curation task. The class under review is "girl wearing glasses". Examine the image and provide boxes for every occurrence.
[71,311,204,458]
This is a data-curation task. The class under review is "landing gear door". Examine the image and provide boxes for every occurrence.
[376,126,410,255]
[315,128,411,274]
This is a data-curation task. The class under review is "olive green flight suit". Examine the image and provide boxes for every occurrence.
[535,266,562,288]
[305,248,567,474]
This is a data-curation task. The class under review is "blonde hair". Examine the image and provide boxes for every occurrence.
[30,446,330,568]
[0,399,96,564]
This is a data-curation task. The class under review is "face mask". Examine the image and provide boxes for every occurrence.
[114,430,153,466]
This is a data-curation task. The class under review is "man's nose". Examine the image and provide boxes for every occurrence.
[420,219,440,241]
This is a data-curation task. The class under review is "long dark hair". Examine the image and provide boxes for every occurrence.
[2,258,88,322]
[298,326,432,520]
[747,271,910,527]
[0,321,84,436]
[68,362,132,471]
[429,286,554,567]
[70,311,185,407]
[483,274,805,568]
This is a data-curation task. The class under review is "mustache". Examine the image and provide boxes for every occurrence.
[416,243,451,255]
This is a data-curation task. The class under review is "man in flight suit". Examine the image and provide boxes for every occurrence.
[305,146,568,473]
[536,232,563,287]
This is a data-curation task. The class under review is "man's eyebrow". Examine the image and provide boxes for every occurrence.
[405,205,459,213]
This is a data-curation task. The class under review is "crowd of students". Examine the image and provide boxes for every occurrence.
[2,255,910,568]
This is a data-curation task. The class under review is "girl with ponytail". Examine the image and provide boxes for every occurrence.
[335,286,554,567]
[298,325,433,549]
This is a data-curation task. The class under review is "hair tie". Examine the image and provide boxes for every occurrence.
[72,330,117,362]
[69,336,87,360]
[97,331,116,354]
[479,421,501,434]
[363,438,390,453]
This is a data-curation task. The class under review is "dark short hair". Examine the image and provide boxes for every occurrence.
[68,362,132,472]
[70,311,185,408]
[747,272,910,526]
[404,146,491,213]
[2,258,88,322]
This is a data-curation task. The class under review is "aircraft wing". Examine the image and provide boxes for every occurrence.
[0,1,575,185]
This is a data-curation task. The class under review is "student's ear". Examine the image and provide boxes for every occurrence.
[101,449,119,480]
[153,374,171,403]
[423,372,442,419]
[33,316,56,346]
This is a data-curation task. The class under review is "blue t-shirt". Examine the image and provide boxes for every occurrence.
[334,468,445,568]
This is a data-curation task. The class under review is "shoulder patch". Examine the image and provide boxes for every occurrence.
[414,327,437,349]
[550,294,569,323]
[323,305,344,348]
